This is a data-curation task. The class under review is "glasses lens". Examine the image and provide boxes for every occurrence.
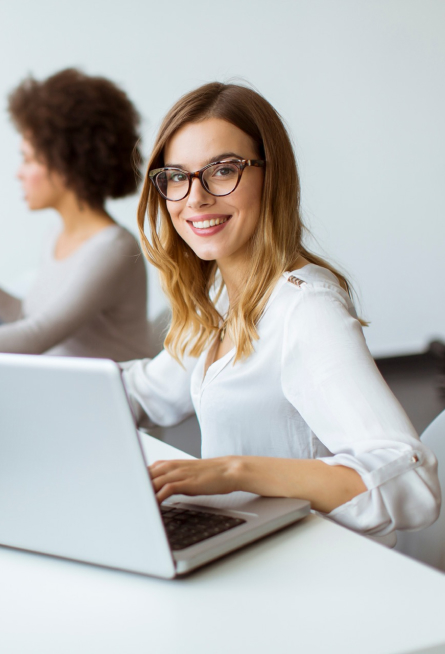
[155,169,189,201]
[202,162,240,196]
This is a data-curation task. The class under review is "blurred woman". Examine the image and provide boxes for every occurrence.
[0,68,150,360]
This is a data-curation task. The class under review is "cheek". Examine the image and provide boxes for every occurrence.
[166,203,177,221]
[234,171,263,212]
[23,168,49,192]
[238,186,262,221]
[166,204,185,234]
[249,178,264,210]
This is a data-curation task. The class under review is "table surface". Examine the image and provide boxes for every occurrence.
[1,435,445,654]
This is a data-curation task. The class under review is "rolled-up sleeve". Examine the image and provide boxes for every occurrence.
[121,350,197,429]
[281,284,441,537]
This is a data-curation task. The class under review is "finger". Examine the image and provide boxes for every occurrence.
[156,480,205,503]
[149,460,191,478]
[151,472,182,493]
[156,483,179,503]
[149,462,180,481]
[150,466,193,493]
[149,461,170,479]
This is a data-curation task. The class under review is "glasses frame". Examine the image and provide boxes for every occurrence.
[148,159,265,202]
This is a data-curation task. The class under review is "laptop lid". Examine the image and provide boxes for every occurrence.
[0,353,176,579]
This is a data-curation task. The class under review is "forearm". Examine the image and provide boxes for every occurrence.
[0,288,23,323]
[0,298,89,354]
[150,455,367,512]
[228,456,367,513]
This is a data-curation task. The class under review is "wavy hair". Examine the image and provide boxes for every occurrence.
[138,82,356,362]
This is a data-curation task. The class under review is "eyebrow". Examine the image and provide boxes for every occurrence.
[164,152,245,169]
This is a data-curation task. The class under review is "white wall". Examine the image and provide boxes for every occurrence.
[1,0,444,356]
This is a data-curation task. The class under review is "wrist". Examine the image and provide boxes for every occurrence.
[224,456,247,493]
[225,455,262,495]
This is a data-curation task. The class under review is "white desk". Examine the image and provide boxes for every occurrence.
[1,436,445,654]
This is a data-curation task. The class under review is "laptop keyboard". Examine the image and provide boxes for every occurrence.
[161,505,246,551]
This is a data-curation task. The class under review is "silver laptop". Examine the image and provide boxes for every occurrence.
[0,353,310,579]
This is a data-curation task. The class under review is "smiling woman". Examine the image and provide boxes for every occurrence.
[121,82,440,542]
[161,119,265,279]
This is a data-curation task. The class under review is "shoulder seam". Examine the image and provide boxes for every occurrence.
[287,275,306,288]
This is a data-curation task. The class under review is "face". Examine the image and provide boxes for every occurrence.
[163,118,264,272]
[17,138,67,210]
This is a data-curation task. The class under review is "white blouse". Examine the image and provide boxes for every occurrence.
[122,264,441,541]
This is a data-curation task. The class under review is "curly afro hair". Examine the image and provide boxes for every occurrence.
[8,68,142,208]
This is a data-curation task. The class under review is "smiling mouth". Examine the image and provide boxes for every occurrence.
[190,216,230,229]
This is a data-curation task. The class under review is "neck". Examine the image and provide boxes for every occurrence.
[54,191,113,236]
[217,256,250,306]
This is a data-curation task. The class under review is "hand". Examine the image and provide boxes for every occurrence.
[149,457,241,503]
[150,456,367,512]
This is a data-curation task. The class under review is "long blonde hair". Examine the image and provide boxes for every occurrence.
[138,82,355,362]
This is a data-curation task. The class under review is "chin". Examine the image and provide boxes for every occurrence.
[25,200,46,211]
[195,251,217,261]
[192,249,222,262]
[189,241,229,261]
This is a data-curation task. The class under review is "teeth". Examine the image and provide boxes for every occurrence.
[192,217,228,229]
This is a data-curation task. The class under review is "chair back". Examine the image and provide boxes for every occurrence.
[395,409,445,571]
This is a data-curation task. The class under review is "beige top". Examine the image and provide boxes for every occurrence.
[0,225,151,361]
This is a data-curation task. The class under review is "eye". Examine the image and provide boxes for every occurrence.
[168,170,188,184]
[211,163,239,178]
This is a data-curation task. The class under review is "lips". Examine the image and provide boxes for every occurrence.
[187,214,231,236]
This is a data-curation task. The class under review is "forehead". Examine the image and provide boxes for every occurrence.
[164,118,257,168]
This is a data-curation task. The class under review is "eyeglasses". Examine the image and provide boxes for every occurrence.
[148,159,265,202]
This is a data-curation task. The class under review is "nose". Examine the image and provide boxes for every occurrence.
[16,164,25,181]
[186,176,214,209]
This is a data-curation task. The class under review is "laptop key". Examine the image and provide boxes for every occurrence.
[160,505,246,551]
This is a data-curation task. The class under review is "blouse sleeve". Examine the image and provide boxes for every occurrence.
[281,283,441,538]
[0,231,138,354]
[0,288,23,323]
[120,350,197,429]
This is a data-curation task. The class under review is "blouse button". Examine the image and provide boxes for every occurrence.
[411,454,419,463]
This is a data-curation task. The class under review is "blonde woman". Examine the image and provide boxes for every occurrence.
[122,83,440,542]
